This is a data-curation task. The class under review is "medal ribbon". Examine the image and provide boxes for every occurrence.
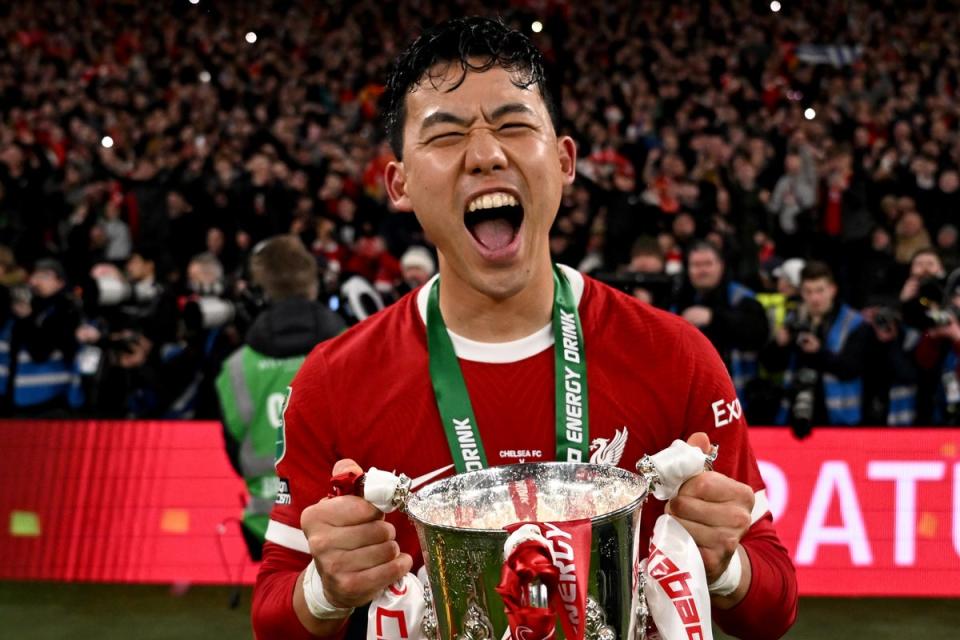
[427,265,589,473]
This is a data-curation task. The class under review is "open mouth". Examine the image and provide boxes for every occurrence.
[464,192,524,253]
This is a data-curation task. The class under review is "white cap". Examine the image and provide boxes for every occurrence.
[401,246,436,276]
[773,258,805,289]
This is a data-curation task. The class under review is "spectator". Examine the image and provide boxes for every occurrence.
[895,210,933,266]
[398,245,436,294]
[767,145,816,257]
[1,0,960,425]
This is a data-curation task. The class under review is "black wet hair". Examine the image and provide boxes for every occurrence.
[383,16,557,160]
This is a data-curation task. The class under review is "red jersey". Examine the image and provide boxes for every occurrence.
[254,267,797,640]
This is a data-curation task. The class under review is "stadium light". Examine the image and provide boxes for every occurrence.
[199,70,211,83]
[804,108,816,120]
[101,136,114,149]
[770,1,782,12]
[531,21,543,33]
[245,31,258,44]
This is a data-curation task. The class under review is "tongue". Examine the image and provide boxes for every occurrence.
[472,218,515,251]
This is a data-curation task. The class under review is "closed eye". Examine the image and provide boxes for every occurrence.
[427,132,464,144]
[499,122,534,131]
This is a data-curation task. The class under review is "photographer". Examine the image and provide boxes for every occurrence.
[675,241,770,403]
[591,237,679,310]
[765,262,870,435]
[860,306,920,426]
[215,235,345,560]
[73,248,179,415]
[900,248,946,309]
[158,252,242,419]
[914,276,960,424]
[6,259,81,415]
[899,249,951,422]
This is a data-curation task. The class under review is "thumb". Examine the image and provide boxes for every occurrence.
[686,431,712,455]
[332,458,364,476]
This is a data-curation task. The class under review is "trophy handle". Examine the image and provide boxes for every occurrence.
[328,467,413,513]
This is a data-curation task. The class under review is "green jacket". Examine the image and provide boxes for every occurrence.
[216,345,303,542]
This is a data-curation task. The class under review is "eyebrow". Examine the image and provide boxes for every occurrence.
[419,103,536,131]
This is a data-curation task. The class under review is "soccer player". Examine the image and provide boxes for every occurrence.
[252,17,797,640]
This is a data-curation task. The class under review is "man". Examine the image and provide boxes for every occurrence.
[765,261,870,431]
[766,144,816,258]
[397,245,436,295]
[216,235,345,560]
[899,247,945,308]
[160,251,238,419]
[675,241,770,403]
[252,18,796,640]
[7,258,81,414]
[622,236,677,309]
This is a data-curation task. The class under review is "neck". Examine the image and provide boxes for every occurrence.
[437,261,555,342]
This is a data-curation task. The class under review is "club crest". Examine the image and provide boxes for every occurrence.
[588,427,628,466]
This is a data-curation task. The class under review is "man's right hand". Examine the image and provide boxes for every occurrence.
[929,317,960,345]
[300,459,413,609]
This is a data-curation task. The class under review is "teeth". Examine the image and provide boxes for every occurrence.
[468,191,519,211]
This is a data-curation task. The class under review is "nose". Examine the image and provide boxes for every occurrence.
[464,129,507,175]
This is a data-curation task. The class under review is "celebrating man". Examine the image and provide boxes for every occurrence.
[252,17,797,640]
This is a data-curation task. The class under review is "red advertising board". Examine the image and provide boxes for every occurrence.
[0,421,958,595]
[750,427,960,596]
[0,420,258,585]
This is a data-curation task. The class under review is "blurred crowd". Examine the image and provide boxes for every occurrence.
[1,0,960,429]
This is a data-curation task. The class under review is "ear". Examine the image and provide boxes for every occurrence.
[557,135,577,186]
[385,161,414,212]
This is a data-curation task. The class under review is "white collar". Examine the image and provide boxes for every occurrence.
[415,264,585,364]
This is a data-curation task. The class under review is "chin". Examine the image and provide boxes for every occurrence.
[467,265,530,301]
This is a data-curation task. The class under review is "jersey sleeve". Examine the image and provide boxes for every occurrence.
[679,324,763,494]
[253,542,344,640]
[679,324,798,637]
[254,349,351,639]
[265,349,341,552]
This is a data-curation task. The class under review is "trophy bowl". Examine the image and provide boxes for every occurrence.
[405,462,650,640]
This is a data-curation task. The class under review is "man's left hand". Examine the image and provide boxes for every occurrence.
[681,306,712,328]
[797,332,821,353]
[665,432,754,584]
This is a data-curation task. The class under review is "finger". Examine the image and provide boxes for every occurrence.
[332,553,414,607]
[323,540,401,575]
[354,552,413,589]
[685,432,712,455]
[320,520,397,551]
[304,495,384,528]
[678,472,755,508]
[333,458,364,476]
[667,494,753,530]
[669,515,742,568]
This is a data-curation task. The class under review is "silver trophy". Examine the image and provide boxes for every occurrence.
[382,462,648,640]
[366,444,717,640]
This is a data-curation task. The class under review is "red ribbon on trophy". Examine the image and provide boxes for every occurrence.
[328,470,364,498]
[497,520,592,640]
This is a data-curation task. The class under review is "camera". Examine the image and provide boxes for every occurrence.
[791,367,818,438]
[591,271,677,309]
[901,276,954,330]
[784,310,812,337]
[181,295,237,330]
[872,306,900,333]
